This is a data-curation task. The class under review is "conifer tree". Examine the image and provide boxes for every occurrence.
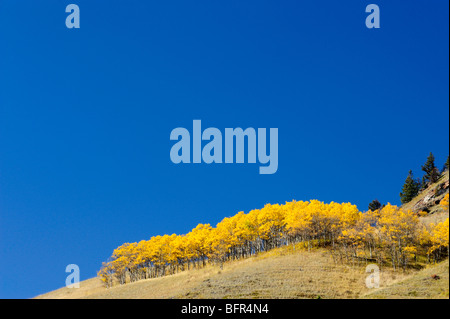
[400,170,420,204]
[421,176,427,190]
[368,199,382,211]
[443,155,449,172]
[422,152,440,185]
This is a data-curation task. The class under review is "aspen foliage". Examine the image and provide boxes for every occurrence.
[424,218,449,262]
[98,200,449,286]
[441,193,449,211]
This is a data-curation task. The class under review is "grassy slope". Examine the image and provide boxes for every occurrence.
[35,173,449,299]
[362,259,449,299]
[402,171,449,225]
[35,246,448,299]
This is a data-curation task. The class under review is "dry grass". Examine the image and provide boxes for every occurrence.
[35,173,449,300]
[403,171,449,225]
[362,259,449,299]
[34,277,106,299]
[420,210,449,226]
[35,246,431,299]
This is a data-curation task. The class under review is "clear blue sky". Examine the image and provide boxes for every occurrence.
[0,0,448,298]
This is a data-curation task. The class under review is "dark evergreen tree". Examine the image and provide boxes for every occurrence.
[421,175,427,190]
[400,170,421,204]
[421,152,440,185]
[443,155,449,172]
[368,199,382,211]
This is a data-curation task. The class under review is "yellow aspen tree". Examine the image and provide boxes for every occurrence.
[441,194,449,211]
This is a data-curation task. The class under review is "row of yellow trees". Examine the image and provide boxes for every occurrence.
[98,195,449,287]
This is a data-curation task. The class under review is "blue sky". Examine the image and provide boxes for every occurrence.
[0,0,448,298]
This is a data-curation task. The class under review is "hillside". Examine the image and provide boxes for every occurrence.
[35,246,448,299]
[402,171,449,225]
[36,171,449,299]
[362,259,449,299]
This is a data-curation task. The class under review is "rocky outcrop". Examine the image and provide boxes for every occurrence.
[412,178,449,213]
